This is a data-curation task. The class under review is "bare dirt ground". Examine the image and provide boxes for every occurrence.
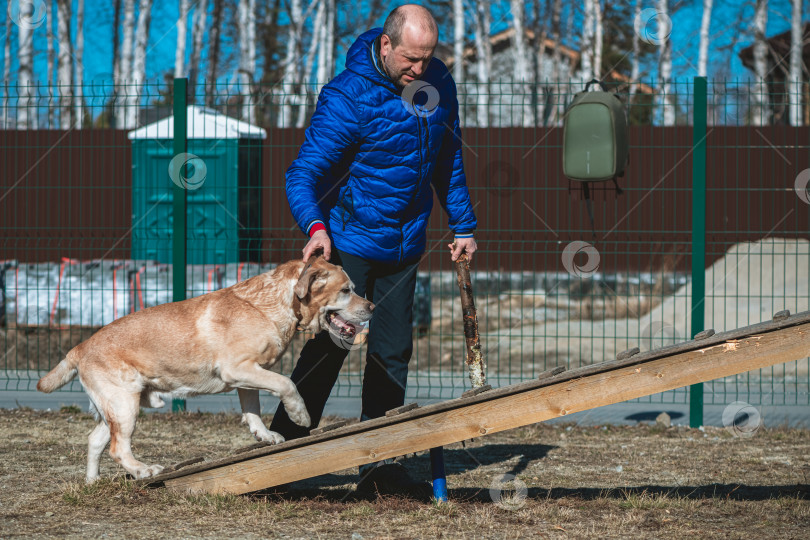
[1,408,808,539]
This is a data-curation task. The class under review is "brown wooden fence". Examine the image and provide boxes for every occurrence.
[1,126,807,273]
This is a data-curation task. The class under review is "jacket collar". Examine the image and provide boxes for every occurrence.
[345,28,399,94]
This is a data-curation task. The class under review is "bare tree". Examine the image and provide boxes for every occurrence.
[2,14,12,128]
[46,0,56,127]
[56,0,74,128]
[188,0,210,101]
[125,0,154,129]
[116,0,136,127]
[750,0,769,126]
[453,0,465,84]
[510,0,532,126]
[75,0,85,128]
[788,0,803,126]
[593,0,603,80]
[315,0,336,91]
[205,0,224,106]
[474,0,492,127]
[657,0,675,125]
[175,0,190,79]
[238,0,257,123]
[278,0,303,127]
[547,0,563,125]
[630,0,641,97]
[17,14,34,129]
[698,0,713,77]
[580,0,594,82]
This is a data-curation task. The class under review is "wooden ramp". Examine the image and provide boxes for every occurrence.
[147,310,810,495]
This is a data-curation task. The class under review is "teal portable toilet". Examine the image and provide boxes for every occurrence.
[128,106,266,265]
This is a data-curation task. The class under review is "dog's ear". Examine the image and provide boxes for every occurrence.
[294,261,320,300]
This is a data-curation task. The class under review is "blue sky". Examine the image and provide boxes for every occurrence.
[1,0,804,87]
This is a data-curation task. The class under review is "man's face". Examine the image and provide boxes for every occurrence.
[380,23,437,89]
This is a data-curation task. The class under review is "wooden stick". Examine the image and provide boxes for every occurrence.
[454,253,487,388]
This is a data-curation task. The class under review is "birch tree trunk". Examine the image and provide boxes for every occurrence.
[580,0,594,82]
[46,0,56,127]
[75,0,85,128]
[56,0,74,128]
[17,17,34,129]
[125,0,154,129]
[509,0,532,127]
[116,0,136,128]
[315,0,335,92]
[174,0,190,79]
[206,0,224,106]
[787,0,802,126]
[697,0,713,77]
[631,0,641,97]
[657,0,675,125]
[298,0,325,127]
[750,0,769,126]
[238,0,257,123]
[547,0,563,125]
[278,0,303,128]
[188,0,209,102]
[453,0,464,84]
[2,15,12,128]
[593,0,603,80]
[474,0,491,127]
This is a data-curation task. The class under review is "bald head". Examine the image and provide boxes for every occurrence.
[380,4,439,88]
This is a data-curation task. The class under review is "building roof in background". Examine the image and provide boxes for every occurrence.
[739,22,810,74]
[128,105,267,139]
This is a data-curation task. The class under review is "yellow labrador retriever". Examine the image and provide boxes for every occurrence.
[37,256,374,482]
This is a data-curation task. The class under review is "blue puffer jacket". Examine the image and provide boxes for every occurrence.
[286,28,477,264]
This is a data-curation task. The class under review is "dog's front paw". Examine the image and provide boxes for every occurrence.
[285,400,311,428]
[134,464,164,479]
[252,427,285,445]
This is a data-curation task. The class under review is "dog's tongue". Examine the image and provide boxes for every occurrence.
[331,313,357,336]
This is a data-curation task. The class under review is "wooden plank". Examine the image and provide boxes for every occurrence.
[163,319,810,495]
[148,310,810,484]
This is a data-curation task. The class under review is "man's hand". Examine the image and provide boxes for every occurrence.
[448,236,477,262]
[303,229,332,262]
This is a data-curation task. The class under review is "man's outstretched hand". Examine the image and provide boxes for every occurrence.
[448,236,477,262]
[303,230,332,262]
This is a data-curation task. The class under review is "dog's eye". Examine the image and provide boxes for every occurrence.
[341,287,350,294]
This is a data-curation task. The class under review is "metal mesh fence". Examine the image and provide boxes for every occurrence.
[1,79,808,414]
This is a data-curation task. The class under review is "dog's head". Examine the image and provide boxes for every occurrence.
[294,255,374,342]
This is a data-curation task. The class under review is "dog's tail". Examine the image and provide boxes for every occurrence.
[37,350,79,393]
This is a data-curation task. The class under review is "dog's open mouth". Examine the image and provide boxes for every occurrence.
[328,311,358,339]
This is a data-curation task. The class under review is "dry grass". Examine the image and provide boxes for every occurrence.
[1,408,808,538]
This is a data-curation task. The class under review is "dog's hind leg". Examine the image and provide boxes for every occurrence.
[86,421,110,483]
[237,388,285,444]
[103,391,164,479]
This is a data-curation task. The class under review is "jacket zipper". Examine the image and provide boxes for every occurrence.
[401,115,429,264]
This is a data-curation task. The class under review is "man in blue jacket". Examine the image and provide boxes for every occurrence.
[271,4,477,494]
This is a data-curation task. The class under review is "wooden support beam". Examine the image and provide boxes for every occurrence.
[161,318,810,495]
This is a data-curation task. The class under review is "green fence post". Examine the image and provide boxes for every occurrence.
[172,78,188,413]
[690,76,707,427]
